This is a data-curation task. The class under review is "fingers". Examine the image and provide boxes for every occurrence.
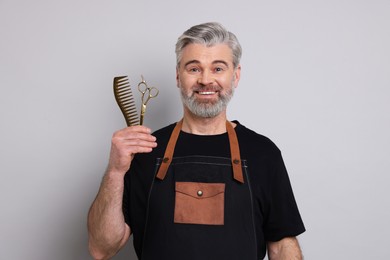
[108,125,158,174]
[113,126,157,151]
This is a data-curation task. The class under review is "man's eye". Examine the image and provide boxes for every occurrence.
[215,67,224,72]
[189,68,200,72]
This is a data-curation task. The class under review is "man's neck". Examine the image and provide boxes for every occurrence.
[181,110,228,135]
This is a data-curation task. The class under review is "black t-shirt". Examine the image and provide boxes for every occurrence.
[123,121,305,258]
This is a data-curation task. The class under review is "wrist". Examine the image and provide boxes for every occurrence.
[105,166,128,180]
[106,161,130,174]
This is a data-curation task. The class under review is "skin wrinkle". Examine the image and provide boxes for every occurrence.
[184,59,230,68]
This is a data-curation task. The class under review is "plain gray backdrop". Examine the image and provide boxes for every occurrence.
[1,0,389,259]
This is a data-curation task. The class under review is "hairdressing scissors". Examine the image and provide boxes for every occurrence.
[137,75,159,125]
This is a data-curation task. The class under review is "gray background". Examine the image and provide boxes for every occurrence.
[1,0,389,259]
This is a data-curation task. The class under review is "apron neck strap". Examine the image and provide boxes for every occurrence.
[155,119,183,181]
[226,121,244,183]
[156,119,244,183]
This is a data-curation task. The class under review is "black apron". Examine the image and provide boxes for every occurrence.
[140,120,258,260]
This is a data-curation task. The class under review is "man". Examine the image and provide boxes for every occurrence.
[88,22,305,260]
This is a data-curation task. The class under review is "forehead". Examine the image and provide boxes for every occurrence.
[180,43,234,65]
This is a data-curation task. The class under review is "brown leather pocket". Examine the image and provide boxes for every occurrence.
[174,182,225,225]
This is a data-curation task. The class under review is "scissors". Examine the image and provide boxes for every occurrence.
[137,75,159,125]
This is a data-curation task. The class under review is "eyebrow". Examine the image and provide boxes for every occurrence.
[184,60,230,68]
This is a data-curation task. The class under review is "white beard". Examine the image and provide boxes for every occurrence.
[179,81,235,118]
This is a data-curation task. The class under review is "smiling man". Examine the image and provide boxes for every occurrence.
[178,43,239,120]
[88,22,305,260]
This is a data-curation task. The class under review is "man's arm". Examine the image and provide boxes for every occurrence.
[87,126,157,260]
[88,170,131,260]
[267,237,303,260]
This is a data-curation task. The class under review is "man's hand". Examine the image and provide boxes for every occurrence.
[107,125,157,175]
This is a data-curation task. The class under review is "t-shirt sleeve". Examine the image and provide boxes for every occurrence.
[264,150,305,241]
[121,153,155,233]
[122,171,131,226]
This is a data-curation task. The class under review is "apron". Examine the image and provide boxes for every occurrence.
[140,120,258,260]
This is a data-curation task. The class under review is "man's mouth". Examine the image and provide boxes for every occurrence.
[197,91,217,95]
[194,86,221,95]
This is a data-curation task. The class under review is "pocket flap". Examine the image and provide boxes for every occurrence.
[175,182,225,199]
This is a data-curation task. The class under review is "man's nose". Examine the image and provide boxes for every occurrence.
[197,71,215,85]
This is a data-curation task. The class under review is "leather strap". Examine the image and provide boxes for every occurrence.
[156,119,183,180]
[156,119,244,183]
[226,121,244,183]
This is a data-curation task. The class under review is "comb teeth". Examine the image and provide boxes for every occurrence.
[113,76,139,126]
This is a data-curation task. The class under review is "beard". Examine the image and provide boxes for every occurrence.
[179,81,235,118]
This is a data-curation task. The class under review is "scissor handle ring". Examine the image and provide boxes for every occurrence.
[138,81,148,94]
[148,87,159,98]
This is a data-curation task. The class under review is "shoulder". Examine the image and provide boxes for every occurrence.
[148,122,177,149]
[152,122,177,139]
[128,122,178,178]
[138,122,177,159]
[233,121,281,156]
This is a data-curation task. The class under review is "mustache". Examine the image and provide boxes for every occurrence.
[192,85,222,92]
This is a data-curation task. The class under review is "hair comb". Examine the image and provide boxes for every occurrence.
[113,76,139,126]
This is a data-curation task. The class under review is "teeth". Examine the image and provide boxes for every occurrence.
[198,91,215,95]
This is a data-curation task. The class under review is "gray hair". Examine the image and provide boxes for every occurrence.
[175,22,242,69]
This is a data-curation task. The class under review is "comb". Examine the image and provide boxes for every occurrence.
[113,76,139,126]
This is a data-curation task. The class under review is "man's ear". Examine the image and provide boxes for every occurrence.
[176,67,180,88]
[233,64,241,88]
